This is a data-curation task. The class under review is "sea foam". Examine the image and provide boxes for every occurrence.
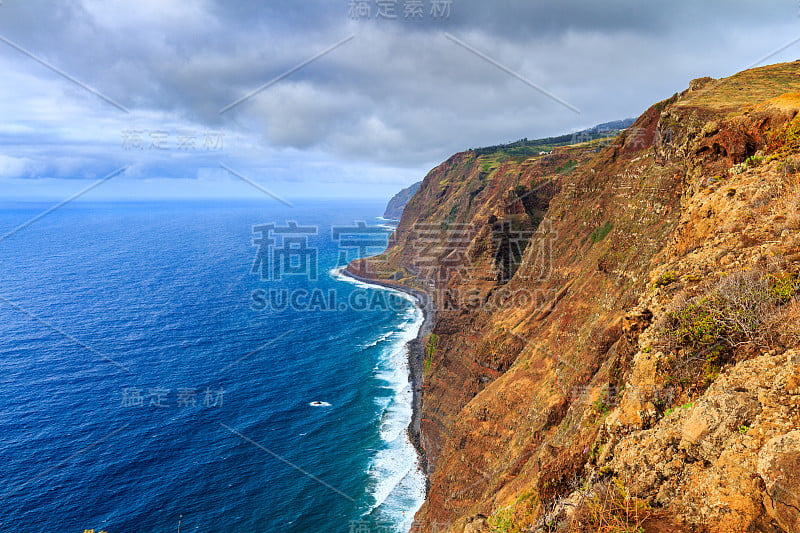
[332,267,426,532]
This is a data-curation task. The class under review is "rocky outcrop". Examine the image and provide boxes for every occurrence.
[759,429,800,531]
[355,60,800,532]
[384,181,422,219]
[601,349,800,531]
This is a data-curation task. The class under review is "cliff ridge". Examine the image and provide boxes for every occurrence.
[352,60,800,532]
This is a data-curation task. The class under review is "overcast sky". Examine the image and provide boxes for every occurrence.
[0,0,799,201]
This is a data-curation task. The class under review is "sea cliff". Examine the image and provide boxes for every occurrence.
[352,60,800,532]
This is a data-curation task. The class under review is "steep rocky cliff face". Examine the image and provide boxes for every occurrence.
[352,60,800,532]
[385,181,422,219]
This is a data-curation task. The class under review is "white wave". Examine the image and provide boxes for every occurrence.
[308,401,331,407]
[366,434,423,518]
[378,385,413,442]
[330,267,419,308]
[334,264,427,531]
[362,306,426,524]
[359,330,395,349]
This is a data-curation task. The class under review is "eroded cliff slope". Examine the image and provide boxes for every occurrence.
[352,60,800,532]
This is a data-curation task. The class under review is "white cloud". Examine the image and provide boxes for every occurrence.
[0,155,37,178]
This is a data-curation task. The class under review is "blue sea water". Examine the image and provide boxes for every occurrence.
[0,200,425,533]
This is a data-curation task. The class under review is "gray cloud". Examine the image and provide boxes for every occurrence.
[0,0,798,197]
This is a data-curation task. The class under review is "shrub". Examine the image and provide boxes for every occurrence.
[659,270,778,352]
[745,154,764,167]
[655,269,786,387]
[712,270,775,344]
[664,296,726,352]
[767,272,798,302]
[771,296,800,347]
[767,115,800,161]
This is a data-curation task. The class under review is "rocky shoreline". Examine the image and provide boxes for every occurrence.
[341,268,435,481]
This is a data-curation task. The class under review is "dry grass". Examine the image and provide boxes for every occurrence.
[766,92,800,112]
[770,296,800,347]
[567,477,661,533]
[676,61,800,111]
[778,162,800,230]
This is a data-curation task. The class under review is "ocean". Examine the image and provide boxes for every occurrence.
[0,200,425,533]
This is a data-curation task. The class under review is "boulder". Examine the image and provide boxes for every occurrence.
[757,431,800,532]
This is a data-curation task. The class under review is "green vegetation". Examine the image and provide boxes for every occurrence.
[589,221,614,243]
[664,402,694,417]
[488,492,538,533]
[745,154,764,167]
[447,203,460,223]
[556,159,578,174]
[479,152,509,173]
[653,271,679,288]
[767,114,800,161]
[468,183,486,209]
[778,158,800,176]
[683,273,702,283]
[593,399,611,415]
[667,297,726,353]
[703,364,721,384]
[767,272,798,302]
[592,386,615,421]
[656,269,796,388]
[470,120,634,160]
[424,333,439,376]
[738,425,750,434]
[589,441,604,461]
[489,508,516,533]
